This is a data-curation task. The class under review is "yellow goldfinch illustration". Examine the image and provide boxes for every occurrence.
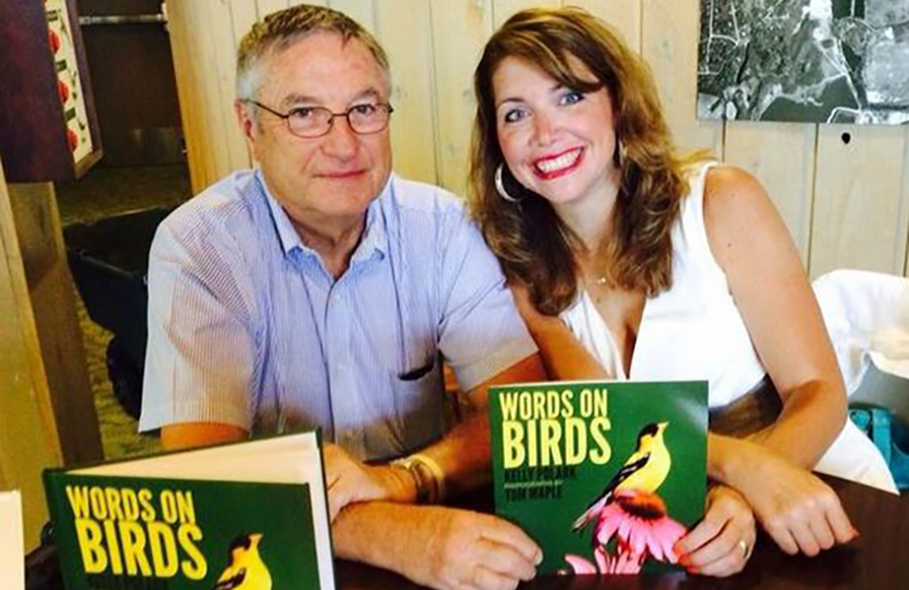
[572,422,671,532]
[213,532,273,590]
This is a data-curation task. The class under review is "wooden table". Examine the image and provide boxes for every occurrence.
[335,476,907,590]
[25,476,906,590]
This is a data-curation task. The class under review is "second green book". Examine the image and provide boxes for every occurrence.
[489,380,708,575]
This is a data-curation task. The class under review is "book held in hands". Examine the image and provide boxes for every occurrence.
[489,380,708,575]
[44,431,334,590]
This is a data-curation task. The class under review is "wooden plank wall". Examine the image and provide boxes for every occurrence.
[6,182,103,466]
[167,0,909,278]
[0,159,63,551]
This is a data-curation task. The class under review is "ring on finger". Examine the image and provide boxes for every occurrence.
[738,539,751,560]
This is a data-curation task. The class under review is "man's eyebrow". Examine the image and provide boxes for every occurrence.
[351,88,385,103]
[280,93,321,108]
[280,88,385,108]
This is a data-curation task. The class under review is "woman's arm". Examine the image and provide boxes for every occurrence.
[509,283,611,380]
[703,165,846,465]
[702,165,855,554]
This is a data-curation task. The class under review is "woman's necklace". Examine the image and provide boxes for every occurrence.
[560,225,610,287]
[579,252,610,288]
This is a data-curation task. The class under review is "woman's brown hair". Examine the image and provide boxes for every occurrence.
[469,6,707,315]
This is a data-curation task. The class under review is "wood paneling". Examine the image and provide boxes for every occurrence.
[329,0,376,31]
[375,0,438,184]
[724,121,817,265]
[230,0,258,39]
[566,0,641,52]
[257,0,290,17]
[642,0,722,154]
[429,0,492,197]
[167,0,216,194]
[7,182,102,466]
[493,0,559,29]
[0,161,63,551]
[206,1,251,174]
[810,126,909,278]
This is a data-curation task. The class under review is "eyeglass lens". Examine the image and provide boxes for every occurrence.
[286,105,391,137]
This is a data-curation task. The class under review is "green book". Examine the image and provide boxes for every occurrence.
[44,431,334,590]
[489,380,708,575]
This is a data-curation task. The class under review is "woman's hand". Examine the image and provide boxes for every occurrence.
[675,484,755,577]
[723,439,858,556]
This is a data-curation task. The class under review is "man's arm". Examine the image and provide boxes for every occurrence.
[140,210,259,438]
[329,353,546,590]
[333,502,540,590]
[325,353,546,515]
[160,422,248,450]
[420,353,546,493]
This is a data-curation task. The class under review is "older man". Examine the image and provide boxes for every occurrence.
[139,5,544,590]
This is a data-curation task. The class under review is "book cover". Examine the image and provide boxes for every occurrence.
[489,380,708,575]
[43,431,334,590]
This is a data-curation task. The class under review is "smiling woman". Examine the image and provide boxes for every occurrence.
[468,5,896,579]
[470,6,705,317]
[492,57,618,211]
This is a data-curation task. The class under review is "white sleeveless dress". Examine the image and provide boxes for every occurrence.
[560,163,897,493]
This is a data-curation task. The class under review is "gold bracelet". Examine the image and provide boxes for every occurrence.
[391,454,446,504]
[410,453,446,503]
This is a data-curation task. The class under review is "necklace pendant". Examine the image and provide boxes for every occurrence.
[596,276,608,286]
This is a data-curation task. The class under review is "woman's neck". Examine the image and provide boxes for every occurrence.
[553,174,620,253]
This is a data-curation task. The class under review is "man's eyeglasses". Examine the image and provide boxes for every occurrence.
[246,100,394,138]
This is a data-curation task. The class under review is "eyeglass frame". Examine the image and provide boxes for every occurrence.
[244,99,395,139]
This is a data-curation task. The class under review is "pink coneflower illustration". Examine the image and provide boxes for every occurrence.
[564,545,645,575]
[565,489,687,575]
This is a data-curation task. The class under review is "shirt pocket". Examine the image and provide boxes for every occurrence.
[384,363,445,456]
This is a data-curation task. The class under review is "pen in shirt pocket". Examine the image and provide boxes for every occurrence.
[398,354,437,381]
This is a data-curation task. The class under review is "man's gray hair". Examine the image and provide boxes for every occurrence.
[236,4,391,102]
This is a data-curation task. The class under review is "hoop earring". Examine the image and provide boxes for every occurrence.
[495,163,522,203]
[615,139,627,168]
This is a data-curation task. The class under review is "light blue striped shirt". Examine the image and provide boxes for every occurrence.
[139,169,537,460]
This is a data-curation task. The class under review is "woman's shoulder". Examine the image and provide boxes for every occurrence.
[700,164,793,270]
[703,164,768,206]
[702,164,777,228]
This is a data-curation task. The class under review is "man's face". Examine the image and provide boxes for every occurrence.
[239,32,392,228]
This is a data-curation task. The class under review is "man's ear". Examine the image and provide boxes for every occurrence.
[235,99,258,145]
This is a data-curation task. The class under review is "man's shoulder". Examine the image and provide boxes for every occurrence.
[158,170,263,242]
[384,174,467,219]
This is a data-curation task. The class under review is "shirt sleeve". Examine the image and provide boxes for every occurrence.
[437,208,538,392]
[139,214,259,432]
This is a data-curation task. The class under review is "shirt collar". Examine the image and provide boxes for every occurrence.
[256,167,391,261]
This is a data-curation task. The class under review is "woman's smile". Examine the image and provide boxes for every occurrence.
[532,147,585,179]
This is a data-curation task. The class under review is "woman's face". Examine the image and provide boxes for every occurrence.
[492,56,619,210]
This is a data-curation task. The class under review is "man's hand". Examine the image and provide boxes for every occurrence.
[729,441,857,556]
[388,506,541,590]
[324,444,416,521]
[675,484,755,577]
